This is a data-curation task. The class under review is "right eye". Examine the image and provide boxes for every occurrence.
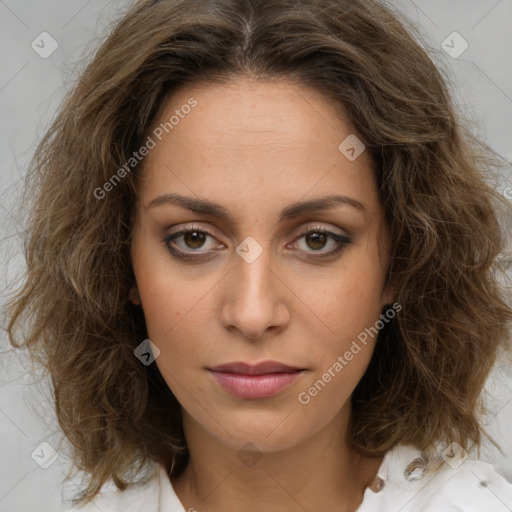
[162,225,224,260]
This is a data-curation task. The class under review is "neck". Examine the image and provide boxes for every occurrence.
[171,403,383,512]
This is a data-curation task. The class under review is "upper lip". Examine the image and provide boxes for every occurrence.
[208,361,303,375]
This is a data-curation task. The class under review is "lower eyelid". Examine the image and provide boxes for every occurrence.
[164,231,218,251]
[293,232,350,255]
[163,228,350,257]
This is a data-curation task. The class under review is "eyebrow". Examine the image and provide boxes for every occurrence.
[146,192,366,222]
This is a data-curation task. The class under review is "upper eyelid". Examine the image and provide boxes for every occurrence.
[167,222,348,239]
[165,224,349,250]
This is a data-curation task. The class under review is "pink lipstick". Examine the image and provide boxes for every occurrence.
[208,361,305,399]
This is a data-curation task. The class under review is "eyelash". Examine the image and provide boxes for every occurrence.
[162,224,351,261]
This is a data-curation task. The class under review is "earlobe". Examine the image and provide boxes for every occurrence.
[129,285,141,306]
[382,285,396,308]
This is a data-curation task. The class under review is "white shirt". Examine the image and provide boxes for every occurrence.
[64,444,512,511]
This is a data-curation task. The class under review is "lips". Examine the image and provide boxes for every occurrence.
[208,360,303,375]
[207,361,305,399]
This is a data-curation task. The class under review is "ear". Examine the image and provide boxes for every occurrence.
[381,283,396,308]
[129,285,141,306]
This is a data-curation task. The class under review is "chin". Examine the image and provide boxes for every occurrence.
[218,427,305,454]
[201,407,311,453]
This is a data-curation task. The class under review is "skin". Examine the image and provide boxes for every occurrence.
[130,76,395,512]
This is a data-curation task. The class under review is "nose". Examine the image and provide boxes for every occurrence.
[219,246,291,340]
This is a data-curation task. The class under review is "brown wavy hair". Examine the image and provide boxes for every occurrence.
[6,0,512,506]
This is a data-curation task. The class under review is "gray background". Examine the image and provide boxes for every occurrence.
[1,1,511,511]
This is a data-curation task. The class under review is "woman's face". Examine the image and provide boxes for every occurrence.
[130,77,394,453]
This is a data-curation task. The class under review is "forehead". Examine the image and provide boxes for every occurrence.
[137,77,380,217]
[151,77,360,148]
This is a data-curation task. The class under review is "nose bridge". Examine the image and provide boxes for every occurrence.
[220,236,289,338]
[234,235,278,305]
[236,243,274,301]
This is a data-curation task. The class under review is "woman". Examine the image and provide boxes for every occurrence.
[6,0,512,510]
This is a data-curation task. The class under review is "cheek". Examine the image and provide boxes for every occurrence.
[132,240,199,336]
[310,253,386,342]
[133,258,219,372]
[297,251,387,407]
[296,290,382,422]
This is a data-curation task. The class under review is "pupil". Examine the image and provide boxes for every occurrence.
[185,231,205,249]
[307,233,326,250]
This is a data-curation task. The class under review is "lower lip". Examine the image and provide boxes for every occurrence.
[208,370,303,399]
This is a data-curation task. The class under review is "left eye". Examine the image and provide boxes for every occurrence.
[162,226,351,259]
[289,228,351,257]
